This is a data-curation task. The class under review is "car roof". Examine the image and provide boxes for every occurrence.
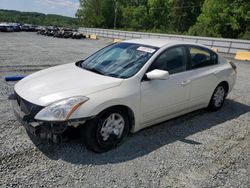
[123,38,208,49]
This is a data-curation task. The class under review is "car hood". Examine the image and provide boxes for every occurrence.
[15,63,123,106]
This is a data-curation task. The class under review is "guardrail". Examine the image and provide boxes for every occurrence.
[79,27,250,55]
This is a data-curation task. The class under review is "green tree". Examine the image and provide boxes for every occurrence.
[168,0,204,32]
[121,4,149,30]
[147,0,170,30]
[76,0,104,27]
[101,0,116,28]
[189,0,250,38]
[76,0,249,39]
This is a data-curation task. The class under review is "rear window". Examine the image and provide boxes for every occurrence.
[189,47,218,69]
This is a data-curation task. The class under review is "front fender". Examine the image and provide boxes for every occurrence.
[70,83,141,132]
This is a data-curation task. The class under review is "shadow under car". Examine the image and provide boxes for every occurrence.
[27,99,250,165]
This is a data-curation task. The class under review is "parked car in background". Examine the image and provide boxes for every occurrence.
[36,27,48,35]
[9,23,21,32]
[11,39,237,152]
[0,22,21,32]
[0,23,8,32]
[20,24,37,32]
[36,26,85,39]
[72,32,86,39]
[61,28,74,38]
[35,26,45,32]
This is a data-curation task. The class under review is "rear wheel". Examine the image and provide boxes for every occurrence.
[81,109,130,153]
[208,84,227,111]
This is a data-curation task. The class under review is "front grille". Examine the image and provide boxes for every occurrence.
[15,92,44,121]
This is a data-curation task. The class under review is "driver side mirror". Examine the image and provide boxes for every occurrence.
[146,69,169,80]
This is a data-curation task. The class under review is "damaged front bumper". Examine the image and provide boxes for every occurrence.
[11,98,65,142]
[12,98,42,135]
[10,94,92,142]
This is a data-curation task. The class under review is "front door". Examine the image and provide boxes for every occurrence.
[140,46,191,125]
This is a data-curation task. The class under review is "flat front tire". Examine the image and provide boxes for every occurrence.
[81,109,130,153]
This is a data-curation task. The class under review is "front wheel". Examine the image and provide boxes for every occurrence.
[81,109,130,153]
[207,84,227,111]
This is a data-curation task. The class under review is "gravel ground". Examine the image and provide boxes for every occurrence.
[0,32,249,188]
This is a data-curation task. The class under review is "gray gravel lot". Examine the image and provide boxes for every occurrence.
[0,32,249,188]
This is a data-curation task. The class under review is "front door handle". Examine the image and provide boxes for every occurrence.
[181,80,191,86]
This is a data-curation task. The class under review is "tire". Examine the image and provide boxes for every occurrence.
[81,108,130,153]
[207,84,227,111]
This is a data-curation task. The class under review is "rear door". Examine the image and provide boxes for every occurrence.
[186,46,220,107]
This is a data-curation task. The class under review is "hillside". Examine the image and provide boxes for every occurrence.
[0,9,78,27]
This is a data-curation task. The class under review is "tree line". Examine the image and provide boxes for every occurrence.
[76,0,250,39]
[0,9,78,27]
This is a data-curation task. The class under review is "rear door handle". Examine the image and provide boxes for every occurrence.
[181,80,191,86]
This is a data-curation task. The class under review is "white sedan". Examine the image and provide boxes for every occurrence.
[11,39,237,152]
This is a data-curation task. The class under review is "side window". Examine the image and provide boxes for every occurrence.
[189,47,218,69]
[149,47,186,74]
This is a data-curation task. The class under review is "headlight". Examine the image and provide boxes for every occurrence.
[35,96,89,121]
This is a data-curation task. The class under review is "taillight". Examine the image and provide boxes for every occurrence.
[229,61,237,72]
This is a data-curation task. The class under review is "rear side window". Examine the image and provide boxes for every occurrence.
[148,46,186,74]
[188,47,218,69]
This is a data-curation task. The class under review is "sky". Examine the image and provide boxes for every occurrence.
[0,0,80,17]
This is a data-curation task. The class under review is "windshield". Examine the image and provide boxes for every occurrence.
[80,42,159,78]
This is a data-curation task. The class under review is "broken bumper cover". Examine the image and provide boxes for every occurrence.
[12,99,42,135]
[11,96,93,138]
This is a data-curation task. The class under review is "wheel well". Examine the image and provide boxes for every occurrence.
[219,81,229,93]
[99,105,135,131]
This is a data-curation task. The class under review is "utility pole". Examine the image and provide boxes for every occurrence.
[114,0,118,29]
